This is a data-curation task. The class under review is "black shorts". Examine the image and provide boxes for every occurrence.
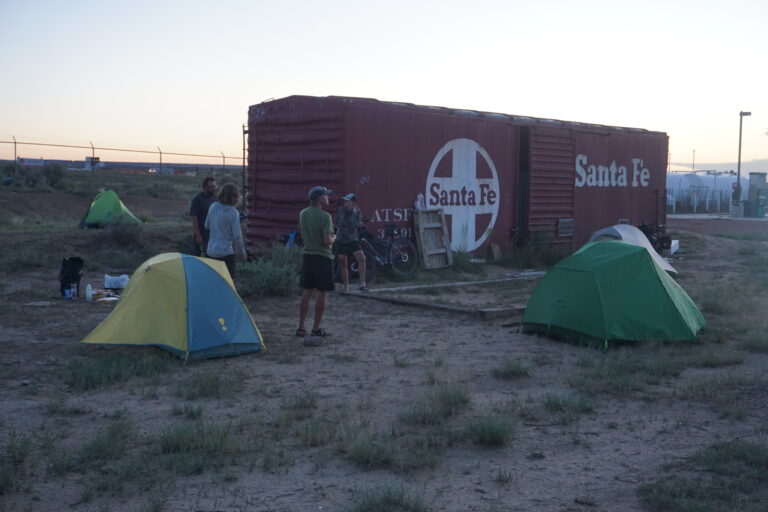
[336,240,362,256]
[300,254,335,291]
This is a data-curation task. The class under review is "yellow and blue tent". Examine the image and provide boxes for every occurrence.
[81,253,264,360]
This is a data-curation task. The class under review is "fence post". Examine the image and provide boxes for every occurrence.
[157,146,162,174]
[12,135,16,163]
[89,141,95,174]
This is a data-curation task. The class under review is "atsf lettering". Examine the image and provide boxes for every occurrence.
[575,154,651,188]
[369,207,413,223]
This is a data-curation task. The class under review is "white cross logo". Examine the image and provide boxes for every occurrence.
[425,138,500,252]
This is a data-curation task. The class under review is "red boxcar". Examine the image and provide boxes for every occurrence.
[246,96,668,253]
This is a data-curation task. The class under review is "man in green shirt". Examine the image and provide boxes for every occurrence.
[297,186,336,338]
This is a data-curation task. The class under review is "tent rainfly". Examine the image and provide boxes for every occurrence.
[80,190,142,227]
[522,241,704,343]
[81,253,264,360]
[589,224,677,274]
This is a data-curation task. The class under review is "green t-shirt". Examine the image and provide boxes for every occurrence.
[300,206,333,259]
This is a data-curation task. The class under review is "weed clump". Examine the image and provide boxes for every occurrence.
[238,245,302,298]
[492,360,529,380]
[464,416,512,446]
[159,421,239,475]
[346,485,430,512]
[66,350,175,391]
[0,162,65,190]
[399,383,469,425]
[638,440,768,512]
[497,232,572,269]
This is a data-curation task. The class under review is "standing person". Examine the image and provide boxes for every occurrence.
[296,186,335,338]
[336,193,367,292]
[189,176,217,256]
[205,183,246,280]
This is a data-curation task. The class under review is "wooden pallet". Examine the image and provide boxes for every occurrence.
[414,209,453,269]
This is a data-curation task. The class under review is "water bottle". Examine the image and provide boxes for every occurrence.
[86,284,93,301]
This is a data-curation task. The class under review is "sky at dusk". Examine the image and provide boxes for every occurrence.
[1,0,766,171]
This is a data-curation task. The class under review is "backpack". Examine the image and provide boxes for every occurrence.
[59,257,84,297]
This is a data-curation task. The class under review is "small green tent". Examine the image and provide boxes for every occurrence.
[522,241,704,342]
[80,190,142,228]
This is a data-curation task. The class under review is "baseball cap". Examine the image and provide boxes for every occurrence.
[341,193,357,202]
[308,186,332,201]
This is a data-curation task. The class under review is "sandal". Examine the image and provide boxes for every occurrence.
[311,328,329,337]
[358,286,370,292]
[295,328,306,337]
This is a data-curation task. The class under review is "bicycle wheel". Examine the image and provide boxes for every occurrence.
[389,239,418,275]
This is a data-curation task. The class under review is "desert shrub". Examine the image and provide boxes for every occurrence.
[177,370,242,400]
[54,177,100,196]
[65,350,175,391]
[145,181,178,199]
[451,252,483,274]
[0,247,47,272]
[638,440,768,512]
[0,162,65,189]
[492,359,529,380]
[0,461,13,495]
[339,429,393,469]
[98,222,143,246]
[42,163,65,186]
[498,231,572,269]
[159,421,240,475]
[79,416,136,464]
[237,245,302,298]
[269,243,303,269]
[346,485,430,512]
[399,383,469,425]
[464,416,512,446]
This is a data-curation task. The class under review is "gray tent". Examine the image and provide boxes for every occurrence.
[589,224,677,274]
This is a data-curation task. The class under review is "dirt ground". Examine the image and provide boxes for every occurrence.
[2,197,768,511]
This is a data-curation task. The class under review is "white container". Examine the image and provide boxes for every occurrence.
[85,284,93,301]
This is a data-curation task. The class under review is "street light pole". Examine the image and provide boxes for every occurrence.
[736,111,751,206]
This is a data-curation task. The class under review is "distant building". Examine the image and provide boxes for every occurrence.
[17,157,44,167]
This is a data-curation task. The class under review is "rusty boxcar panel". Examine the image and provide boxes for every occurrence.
[343,100,519,252]
[571,130,668,242]
[247,96,668,253]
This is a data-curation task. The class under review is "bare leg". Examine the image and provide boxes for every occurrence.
[312,291,327,331]
[353,249,366,287]
[299,288,313,331]
[338,254,349,291]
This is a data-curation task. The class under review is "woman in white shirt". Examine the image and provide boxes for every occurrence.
[205,183,246,279]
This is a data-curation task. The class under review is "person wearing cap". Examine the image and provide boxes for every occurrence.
[336,193,367,292]
[297,186,335,338]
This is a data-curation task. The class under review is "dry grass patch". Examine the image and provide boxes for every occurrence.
[399,383,469,426]
[338,428,394,469]
[65,349,175,391]
[345,485,430,512]
[638,440,768,512]
[177,369,243,400]
[159,421,240,475]
[492,359,529,380]
[463,416,513,446]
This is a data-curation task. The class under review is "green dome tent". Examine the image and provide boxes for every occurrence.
[80,190,142,228]
[522,241,704,343]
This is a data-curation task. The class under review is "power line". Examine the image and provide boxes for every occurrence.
[0,139,244,161]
